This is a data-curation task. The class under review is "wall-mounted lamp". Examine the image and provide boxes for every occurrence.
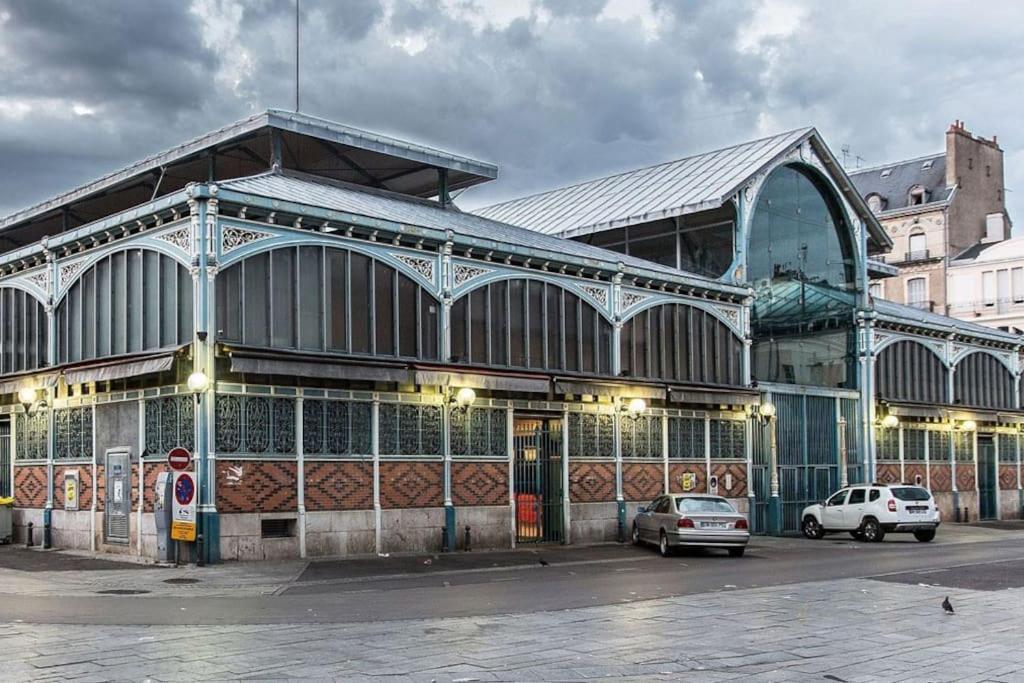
[187,371,210,395]
[880,414,900,429]
[449,387,476,412]
[959,419,977,433]
[17,387,47,415]
[759,401,776,421]
[622,398,647,418]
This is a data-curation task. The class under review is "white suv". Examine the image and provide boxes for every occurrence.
[800,484,940,543]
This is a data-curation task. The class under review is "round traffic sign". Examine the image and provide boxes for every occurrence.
[167,447,192,471]
[174,472,195,506]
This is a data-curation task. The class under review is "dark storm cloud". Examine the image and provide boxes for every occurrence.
[0,0,1021,226]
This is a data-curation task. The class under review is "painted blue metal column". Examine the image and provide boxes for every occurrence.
[611,271,626,540]
[190,184,219,563]
[43,244,57,549]
[440,235,455,551]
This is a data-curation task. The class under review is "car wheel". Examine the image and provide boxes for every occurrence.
[802,516,825,539]
[659,531,671,557]
[631,524,641,546]
[849,530,865,541]
[913,529,936,543]
[861,518,885,542]
[728,547,745,558]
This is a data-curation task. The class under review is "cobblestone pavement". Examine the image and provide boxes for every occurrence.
[4,577,1023,682]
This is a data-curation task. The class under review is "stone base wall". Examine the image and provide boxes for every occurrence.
[381,507,445,554]
[456,505,511,550]
[48,509,92,550]
[956,491,979,523]
[569,501,618,543]
[998,490,1022,520]
[219,512,301,561]
[933,492,956,522]
[305,510,376,557]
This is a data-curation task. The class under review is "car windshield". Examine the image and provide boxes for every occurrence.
[890,487,931,502]
[676,497,735,514]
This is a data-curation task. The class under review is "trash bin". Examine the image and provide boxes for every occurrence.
[0,497,12,544]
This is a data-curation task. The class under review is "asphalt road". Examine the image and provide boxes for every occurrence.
[2,533,1023,626]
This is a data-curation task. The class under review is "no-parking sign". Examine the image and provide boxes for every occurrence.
[171,471,197,542]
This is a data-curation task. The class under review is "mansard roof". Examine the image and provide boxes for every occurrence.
[0,109,497,252]
[848,152,952,214]
[476,127,891,250]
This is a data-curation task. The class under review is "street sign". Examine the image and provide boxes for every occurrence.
[170,471,197,542]
[167,447,191,471]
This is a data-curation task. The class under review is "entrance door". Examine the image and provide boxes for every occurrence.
[513,416,564,543]
[0,419,10,498]
[105,449,131,544]
[978,437,998,520]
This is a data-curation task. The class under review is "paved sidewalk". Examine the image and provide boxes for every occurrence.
[3,577,1023,681]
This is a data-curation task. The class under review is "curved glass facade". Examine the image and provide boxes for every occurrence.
[748,165,858,388]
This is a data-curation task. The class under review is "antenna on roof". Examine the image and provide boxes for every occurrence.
[294,0,300,112]
[841,144,850,168]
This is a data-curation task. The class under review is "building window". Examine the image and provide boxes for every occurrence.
[906,277,927,309]
[982,271,996,306]
[866,194,884,213]
[868,282,884,299]
[908,186,927,206]
[1012,268,1024,303]
[907,232,927,260]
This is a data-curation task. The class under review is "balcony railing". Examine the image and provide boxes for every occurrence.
[903,249,931,263]
[948,297,1024,316]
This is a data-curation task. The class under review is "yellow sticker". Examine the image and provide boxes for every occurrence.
[171,520,197,542]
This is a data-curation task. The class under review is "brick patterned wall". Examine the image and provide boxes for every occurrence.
[929,464,952,492]
[52,465,94,511]
[569,462,615,502]
[875,463,901,484]
[999,465,1019,491]
[14,465,47,508]
[453,462,508,506]
[305,461,373,511]
[956,464,976,492]
[143,462,173,512]
[669,463,706,493]
[96,464,105,511]
[379,461,443,509]
[711,463,748,497]
[216,460,297,513]
[622,463,663,501]
[904,463,927,487]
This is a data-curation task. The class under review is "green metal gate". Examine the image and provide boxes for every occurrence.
[978,436,997,520]
[0,419,9,498]
[513,417,564,543]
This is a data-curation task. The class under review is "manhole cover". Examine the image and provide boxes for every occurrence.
[163,578,200,585]
[96,589,151,595]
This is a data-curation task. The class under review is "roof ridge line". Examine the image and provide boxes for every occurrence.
[848,151,945,175]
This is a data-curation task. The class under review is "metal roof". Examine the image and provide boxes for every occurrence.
[0,109,498,237]
[848,152,952,214]
[873,298,1021,344]
[217,171,746,294]
[477,128,812,238]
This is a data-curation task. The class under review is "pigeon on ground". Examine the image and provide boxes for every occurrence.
[539,559,550,566]
[942,596,954,614]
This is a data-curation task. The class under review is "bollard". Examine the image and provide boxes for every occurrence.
[963,507,969,524]
[464,525,471,552]
[26,521,34,548]
[197,533,205,568]
[954,506,961,523]
[441,526,450,553]
[43,508,51,549]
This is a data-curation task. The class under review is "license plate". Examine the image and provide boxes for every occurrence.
[702,522,727,528]
[908,507,927,514]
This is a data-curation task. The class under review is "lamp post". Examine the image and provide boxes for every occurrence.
[444,387,475,551]
[759,400,781,536]
[616,397,647,542]
[838,416,848,488]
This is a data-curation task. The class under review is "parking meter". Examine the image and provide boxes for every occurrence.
[154,471,174,563]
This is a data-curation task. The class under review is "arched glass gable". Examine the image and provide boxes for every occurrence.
[450,279,612,375]
[954,352,1014,409]
[748,165,858,389]
[0,287,48,373]
[217,246,440,361]
[57,250,193,364]
[620,303,742,386]
[875,340,948,404]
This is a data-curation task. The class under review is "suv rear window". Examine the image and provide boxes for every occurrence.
[676,497,736,513]
[890,487,931,502]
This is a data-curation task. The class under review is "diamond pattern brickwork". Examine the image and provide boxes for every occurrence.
[143,462,175,512]
[453,462,508,507]
[669,463,706,493]
[999,465,1019,491]
[216,460,297,513]
[569,462,615,503]
[14,465,47,508]
[875,464,900,484]
[622,463,663,501]
[903,464,927,487]
[379,462,443,509]
[52,465,94,510]
[305,461,373,511]
[711,463,748,497]
[956,464,976,492]
[929,464,952,492]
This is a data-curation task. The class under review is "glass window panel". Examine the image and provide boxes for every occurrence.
[528,281,544,368]
[470,287,488,364]
[160,255,178,348]
[397,273,418,358]
[144,251,162,347]
[243,252,269,346]
[509,280,526,367]
[326,248,348,351]
[374,261,395,356]
[545,284,561,370]
[564,292,579,372]
[580,304,596,373]
[126,250,142,353]
[628,234,677,268]
[111,251,127,355]
[298,246,323,351]
[96,257,110,356]
[420,290,438,360]
[218,262,241,342]
[271,249,296,348]
[490,281,508,366]
[349,252,371,354]
[451,296,468,363]
[176,262,192,343]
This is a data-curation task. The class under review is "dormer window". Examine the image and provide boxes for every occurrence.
[880,168,893,179]
[908,185,928,206]
[866,193,885,213]
[921,160,933,170]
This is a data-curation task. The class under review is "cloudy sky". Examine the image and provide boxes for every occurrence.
[0,0,1021,225]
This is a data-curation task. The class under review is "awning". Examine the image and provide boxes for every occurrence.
[669,386,759,407]
[64,352,177,386]
[887,403,1023,424]
[0,372,59,395]
[230,355,413,384]
[554,379,665,400]
[415,370,549,394]
[996,413,1024,425]
[888,404,945,419]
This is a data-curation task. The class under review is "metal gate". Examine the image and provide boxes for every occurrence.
[753,390,862,535]
[0,419,10,498]
[978,437,997,520]
[513,417,563,543]
[104,449,131,544]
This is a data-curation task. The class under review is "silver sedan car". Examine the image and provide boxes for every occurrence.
[632,494,750,557]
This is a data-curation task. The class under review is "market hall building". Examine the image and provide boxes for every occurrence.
[1,111,1021,562]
